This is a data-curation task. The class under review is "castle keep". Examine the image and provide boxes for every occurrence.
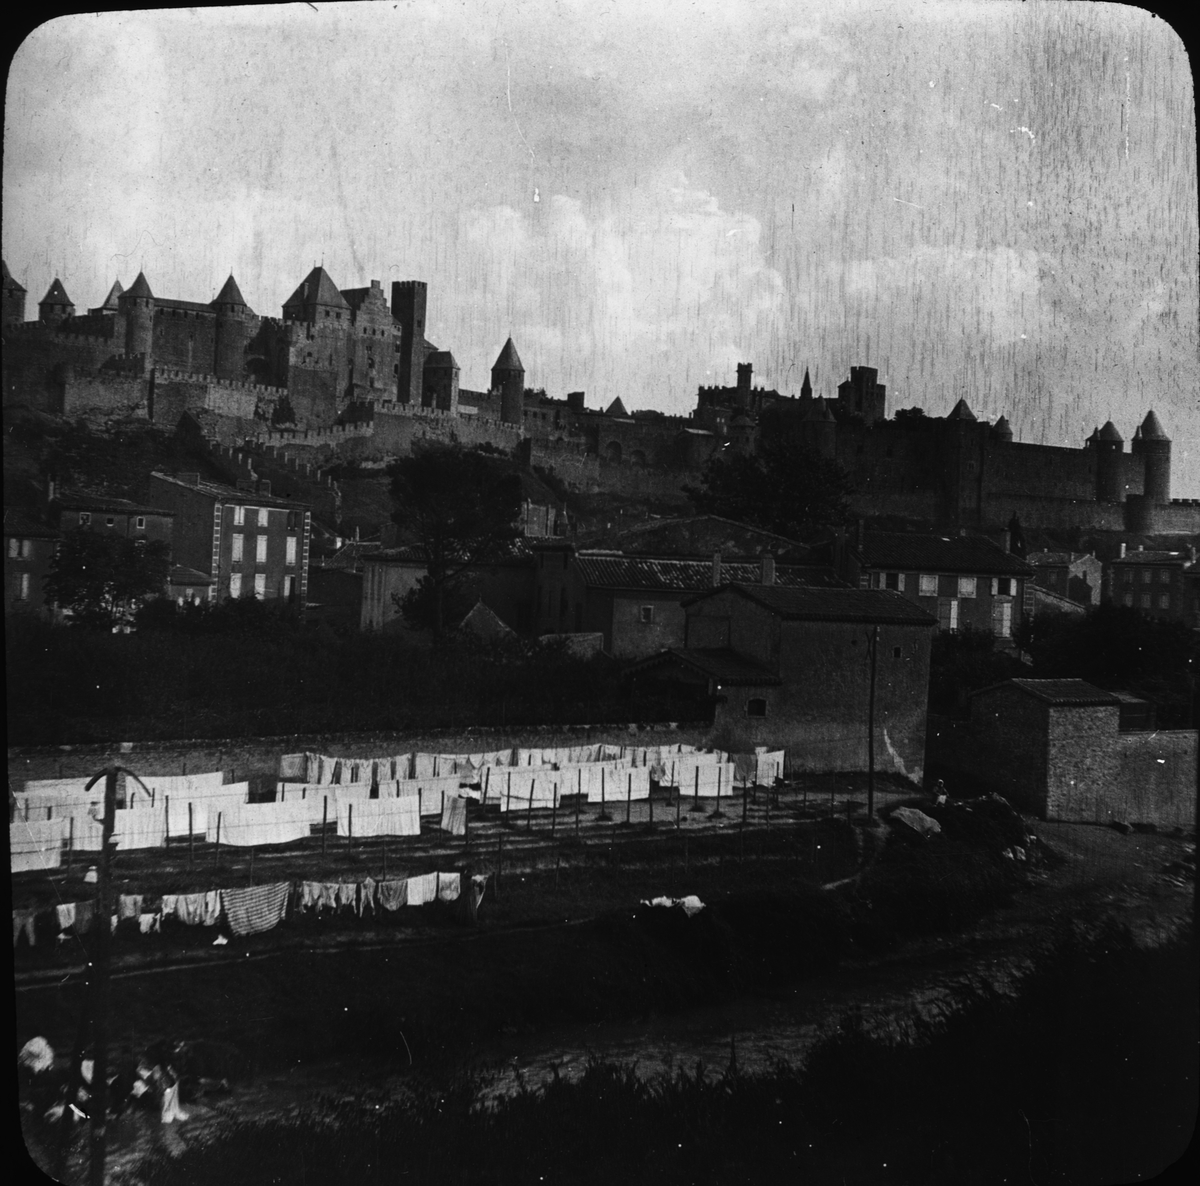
[3,261,1194,537]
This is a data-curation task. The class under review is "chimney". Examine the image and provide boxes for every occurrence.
[45,472,58,504]
[1119,542,1126,558]
[256,479,271,497]
[999,528,1011,553]
[711,550,722,588]
[1188,545,1197,565]
[760,553,776,586]
[179,472,200,488]
[236,478,255,493]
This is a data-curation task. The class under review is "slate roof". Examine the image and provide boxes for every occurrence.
[99,279,124,310]
[493,337,524,372]
[156,298,217,314]
[1,260,25,293]
[283,267,349,310]
[1138,410,1169,441]
[973,679,1120,707]
[946,398,976,421]
[150,472,311,510]
[629,647,782,686]
[573,554,842,593]
[1097,420,1123,443]
[212,274,248,307]
[685,583,937,625]
[40,278,73,307]
[861,531,1032,575]
[606,397,630,417]
[125,272,153,300]
[425,350,459,369]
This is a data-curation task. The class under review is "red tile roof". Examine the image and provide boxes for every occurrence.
[687,583,937,625]
[861,531,1032,575]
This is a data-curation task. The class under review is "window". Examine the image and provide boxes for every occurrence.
[884,572,902,591]
[937,598,959,632]
[16,572,30,601]
[254,573,266,599]
[1122,570,1133,584]
[8,538,25,559]
[1139,593,1151,608]
[105,517,115,528]
[746,698,767,718]
[233,505,245,526]
[255,535,268,564]
[1141,570,1152,583]
[135,517,146,530]
[957,576,977,598]
[231,533,244,562]
[286,536,297,567]
[1123,593,1133,607]
[892,646,902,658]
[918,573,938,597]
[1159,569,1171,583]
[639,605,655,624]
[283,575,294,601]
[1158,593,1170,609]
[229,573,243,598]
[247,507,259,528]
[991,599,1013,638]
[992,577,1013,596]
[286,511,298,531]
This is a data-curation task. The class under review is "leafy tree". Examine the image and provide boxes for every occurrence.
[894,407,927,420]
[1015,603,1197,726]
[387,445,523,638]
[683,441,854,541]
[44,530,171,630]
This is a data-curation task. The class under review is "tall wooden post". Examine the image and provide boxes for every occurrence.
[215,811,222,870]
[625,773,632,825]
[164,795,170,851]
[87,766,119,1186]
[188,803,195,869]
[526,778,535,831]
[321,797,328,854]
[866,625,879,820]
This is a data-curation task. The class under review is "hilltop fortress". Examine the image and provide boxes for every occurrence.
[3,261,1195,536]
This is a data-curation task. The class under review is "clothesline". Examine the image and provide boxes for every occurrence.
[12,870,466,947]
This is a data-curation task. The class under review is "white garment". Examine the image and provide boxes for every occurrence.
[9,818,66,872]
[406,872,439,906]
[206,799,310,847]
[336,796,420,838]
[112,807,166,850]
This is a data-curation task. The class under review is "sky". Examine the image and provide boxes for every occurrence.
[4,1,1198,495]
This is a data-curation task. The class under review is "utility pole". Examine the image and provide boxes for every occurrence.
[865,626,879,820]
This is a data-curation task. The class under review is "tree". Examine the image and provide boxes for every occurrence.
[683,441,854,541]
[387,445,523,638]
[44,530,171,630]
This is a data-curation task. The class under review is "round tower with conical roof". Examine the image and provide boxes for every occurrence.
[1092,420,1124,502]
[38,278,74,326]
[2,261,27,326]
[991,414,1013,443]
[1131,410,1171,503]
[211,273,250,380]
[492,337,525,426]
[120,271,155,362]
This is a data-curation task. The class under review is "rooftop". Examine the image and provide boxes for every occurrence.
[54,490,175,517]
[973,678,1121,707]
[574,554,843,593]
[685,583,938,625]
[149,472,311,510]
[1027,550,1094,567]
[493,337,524,372]
[628,647,782,686]
[40,278,72,307]
[1112,549,1194,566]
[283,266,350,311]
[861,530,1032,575]
[611,514,810,560]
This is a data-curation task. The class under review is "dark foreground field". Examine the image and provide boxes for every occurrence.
[15,793,1196,1185]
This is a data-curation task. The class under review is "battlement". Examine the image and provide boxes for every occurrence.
[260,421,375,446]
[152,366,285,396]
[4,320,119,349]
[360,399,521,434]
